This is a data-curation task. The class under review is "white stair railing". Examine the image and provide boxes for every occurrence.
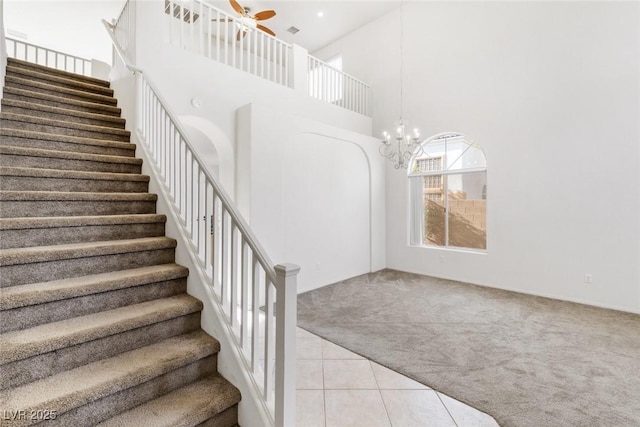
[112,0,136,61]
[105,13,298,427]
[5,37,92,76]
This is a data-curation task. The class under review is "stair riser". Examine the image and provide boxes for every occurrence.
[7,59,111,89]
[0,222,165,249]
[6,69,114,97]
[5,80,117,106]
[0,154,141,175]
[197,406,239,427]
[0,247,175,287]
[40,355,218,427]
[0,134,135,157]
[1,278,187,332]
[0,176,148,193]
[0,118,130,142]
[1,313,202,390]
[0,199,157,218]
[3,91,121,117]
[2,104,126,129]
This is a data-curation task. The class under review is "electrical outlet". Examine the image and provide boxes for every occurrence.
[584,273,593,284]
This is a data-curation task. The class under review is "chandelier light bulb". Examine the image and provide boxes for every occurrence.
[380,118,425,169]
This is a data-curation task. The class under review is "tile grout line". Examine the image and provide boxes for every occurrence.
[436,391,460,427]
[321,339,327,427]
[370,359,394,427]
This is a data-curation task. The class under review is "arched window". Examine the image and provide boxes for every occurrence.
[408,133,487,250]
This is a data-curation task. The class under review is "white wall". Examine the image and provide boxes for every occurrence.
[315,2,640,313]
[3,0,123,64]
[237,103,385,293]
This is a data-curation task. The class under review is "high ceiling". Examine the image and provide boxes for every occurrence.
[208,0,399,53]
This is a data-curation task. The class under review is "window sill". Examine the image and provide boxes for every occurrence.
[408,244,488,255]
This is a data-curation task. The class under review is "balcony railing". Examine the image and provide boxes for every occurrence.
[308,56,370,116]
[164,0,371,116]
[165,0,291,87]
[5,37,92,76]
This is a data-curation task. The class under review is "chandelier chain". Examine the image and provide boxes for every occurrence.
[379,0,424,169]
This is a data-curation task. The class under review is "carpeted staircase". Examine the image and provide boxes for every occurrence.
[0,58,241,426]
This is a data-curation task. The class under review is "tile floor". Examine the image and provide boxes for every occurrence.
[296,327,499,427]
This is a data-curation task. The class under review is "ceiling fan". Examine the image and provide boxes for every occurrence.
[213,0,277,40]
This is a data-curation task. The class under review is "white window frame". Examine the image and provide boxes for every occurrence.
[408,132,487,251]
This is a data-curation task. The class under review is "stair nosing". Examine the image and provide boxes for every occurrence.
[0,236,176,267]
[0,190,157,201]
[0,214,166,231]
[1,112,130,137]
[0,128,136,151]
[0,294,204,364]
[0,145,142,165]
[1,263,185,310]
[5,75,118,105]
[7,57,111,87]
[0,166,149,182]
[0,331,217,415]
[3,86,121,115]
[6,65,114,96]
[1,98,126,125]
[95,375,241,427]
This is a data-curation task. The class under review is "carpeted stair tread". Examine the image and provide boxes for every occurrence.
[0,331,218,418]
[6,65,114,96]
[0,167,149,193]
[0,294,204,364]
[0,166,145,180]
[0,166,148,182]
[4,74,117,105]
[2,86,121,116]
[7,57,111,88]
[1,263,186,310]
[0,191,158,217]
[0,128,135,156]
[0,190,156,202]
[1,98,126,128]
[0,214,164,232]
[0,145,141,167]
[96,375,241,427]
[0,213,166,248]
[0,112,130,140]
[0,236,176,267]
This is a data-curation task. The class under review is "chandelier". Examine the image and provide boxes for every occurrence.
[379,0,423,169]
[380,119,422,169]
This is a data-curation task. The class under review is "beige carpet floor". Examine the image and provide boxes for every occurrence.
[297,269,640,427]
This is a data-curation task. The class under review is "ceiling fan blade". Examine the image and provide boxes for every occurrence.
[253,10,276,21]
[236,29,248,41]
[256,24,276,37]
[229,0,246,16]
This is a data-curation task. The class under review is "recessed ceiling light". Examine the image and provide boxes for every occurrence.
[317,11,324,18]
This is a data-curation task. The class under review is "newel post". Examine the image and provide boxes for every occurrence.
[274,263,300,427]
[289,44,308,94]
